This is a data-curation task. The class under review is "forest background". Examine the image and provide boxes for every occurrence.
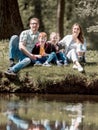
[0,0,98,49]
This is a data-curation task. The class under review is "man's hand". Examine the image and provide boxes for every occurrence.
[30,54,37,60]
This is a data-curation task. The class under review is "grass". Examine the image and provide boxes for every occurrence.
[0,40,98,94]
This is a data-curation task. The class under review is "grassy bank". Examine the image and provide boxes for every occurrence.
[0,41,98,94]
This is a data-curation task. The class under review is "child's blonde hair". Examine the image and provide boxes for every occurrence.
[50,32,60,40]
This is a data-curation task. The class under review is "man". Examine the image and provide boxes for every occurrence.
[4,17,40,76]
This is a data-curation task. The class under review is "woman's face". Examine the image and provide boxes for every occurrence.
[72,25,80,37]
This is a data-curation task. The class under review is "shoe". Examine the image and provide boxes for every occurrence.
[73,64,83,72]
[77,66,83,72]
[4,70,17,76]
[34,62,42,66]
[73,64,78,69]
[56,61,62,66]
[43,62,51,67]
[9,60,15,67]
[64,61,68,66]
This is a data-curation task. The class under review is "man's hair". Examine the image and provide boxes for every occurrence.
[30,17,40,24]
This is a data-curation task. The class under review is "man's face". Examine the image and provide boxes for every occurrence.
[30,20,39,32]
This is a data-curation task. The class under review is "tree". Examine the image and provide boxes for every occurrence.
[0,0,23,40]
[33,0,45,32]
[57,0,65,38]
[73,0,98,49]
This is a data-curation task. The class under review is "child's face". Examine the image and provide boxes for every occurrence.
[38,36,47,44]
[50,34,59,44]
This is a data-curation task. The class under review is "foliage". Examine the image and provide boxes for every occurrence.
[73,0,98,48]
[18,0,57,35]
[17,0,98,49]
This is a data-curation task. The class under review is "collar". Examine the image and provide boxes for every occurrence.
[29,29,39,35]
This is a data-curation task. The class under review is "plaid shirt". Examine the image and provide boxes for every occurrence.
[19,29,39,53]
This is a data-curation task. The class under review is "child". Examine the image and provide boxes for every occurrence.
[32,32,62,66]
[47,32,68,65]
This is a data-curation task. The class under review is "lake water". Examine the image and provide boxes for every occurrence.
[0,93,98,130]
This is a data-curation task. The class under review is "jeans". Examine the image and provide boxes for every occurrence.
[46,52,58,63]
[9,35,31,73]
[56,52,67,63]
[32,52,58,64]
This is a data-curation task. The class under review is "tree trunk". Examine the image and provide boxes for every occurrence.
[33,0,45,32]
[0,0,23,40]
[57,0,65,39]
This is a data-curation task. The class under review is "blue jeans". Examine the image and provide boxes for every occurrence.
[9,35,31,72]
[32,52,58,64]
[56,52,67,63]
[46,52,58,63]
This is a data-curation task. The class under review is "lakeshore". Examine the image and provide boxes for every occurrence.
[0,42,98,94]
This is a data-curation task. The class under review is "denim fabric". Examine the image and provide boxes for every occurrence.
[9,35,32,72]
[46,52,57,63]
[36,56,48,64]
[56,52,67,63]
[32,52,58,64]
[11,57,31,72]
[9,35,20,60]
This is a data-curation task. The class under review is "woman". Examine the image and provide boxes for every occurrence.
[58,23,86,72]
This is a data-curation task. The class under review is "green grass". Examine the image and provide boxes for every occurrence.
[0,40,98,93]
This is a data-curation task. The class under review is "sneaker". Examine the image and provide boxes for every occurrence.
[34,61,42,66]
[64,61,68,66]
[43,62,51,67]
[4,70,17,76]
[73,64,78,69]
[73,64,83,72]
[56,61,62,66]
[77,65,83,72]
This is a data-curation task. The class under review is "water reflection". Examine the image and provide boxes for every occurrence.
[0,94,98,130]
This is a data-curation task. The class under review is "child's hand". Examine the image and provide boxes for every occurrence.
[42,53,48,56]
[35,55,42,58]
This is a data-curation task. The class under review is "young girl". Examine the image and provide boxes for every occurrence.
[47,32,68,65]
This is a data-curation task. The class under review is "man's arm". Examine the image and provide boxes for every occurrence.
[19,42,37,60]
